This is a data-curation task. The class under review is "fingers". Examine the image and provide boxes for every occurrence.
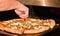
[15,7,29,18]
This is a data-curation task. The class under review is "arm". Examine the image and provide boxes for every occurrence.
[0,0,29,18]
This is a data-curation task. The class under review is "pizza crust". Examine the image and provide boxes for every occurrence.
[4,28,23,34]
[48,19,55,28]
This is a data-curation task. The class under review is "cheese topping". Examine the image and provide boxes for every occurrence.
[2,18,55,30]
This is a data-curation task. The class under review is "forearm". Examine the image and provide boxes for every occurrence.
[0,0,24,11]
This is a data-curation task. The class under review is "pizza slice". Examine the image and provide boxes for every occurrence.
[0,19,24,34]
[23,18,55,34]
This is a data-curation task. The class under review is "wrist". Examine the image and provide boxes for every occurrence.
[15,1,24,9]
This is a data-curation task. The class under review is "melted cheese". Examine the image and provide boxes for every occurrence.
[44,23,50,26]
[2,18,55,31]
[11,27,17,30]
[34,26,42,29]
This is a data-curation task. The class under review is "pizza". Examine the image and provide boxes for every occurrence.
[0,18,55,34]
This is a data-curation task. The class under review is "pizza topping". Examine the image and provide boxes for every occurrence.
[11,22,20,25]
[19,27,24,30]
[44,22,50,26]
[11,26,17,30]
[0,18,55,34]
[31,23,38,26]
[34,26,42,29]
[19,27,23,30]
[23,24,32,29]
[3,18,55,30]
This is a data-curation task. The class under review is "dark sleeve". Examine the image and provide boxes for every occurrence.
[0,10,19,21]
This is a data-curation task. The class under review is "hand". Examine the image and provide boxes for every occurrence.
[15,2,29,18]
[0,0,29,18]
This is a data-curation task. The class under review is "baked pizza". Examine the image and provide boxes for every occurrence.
[0,18,55,34]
